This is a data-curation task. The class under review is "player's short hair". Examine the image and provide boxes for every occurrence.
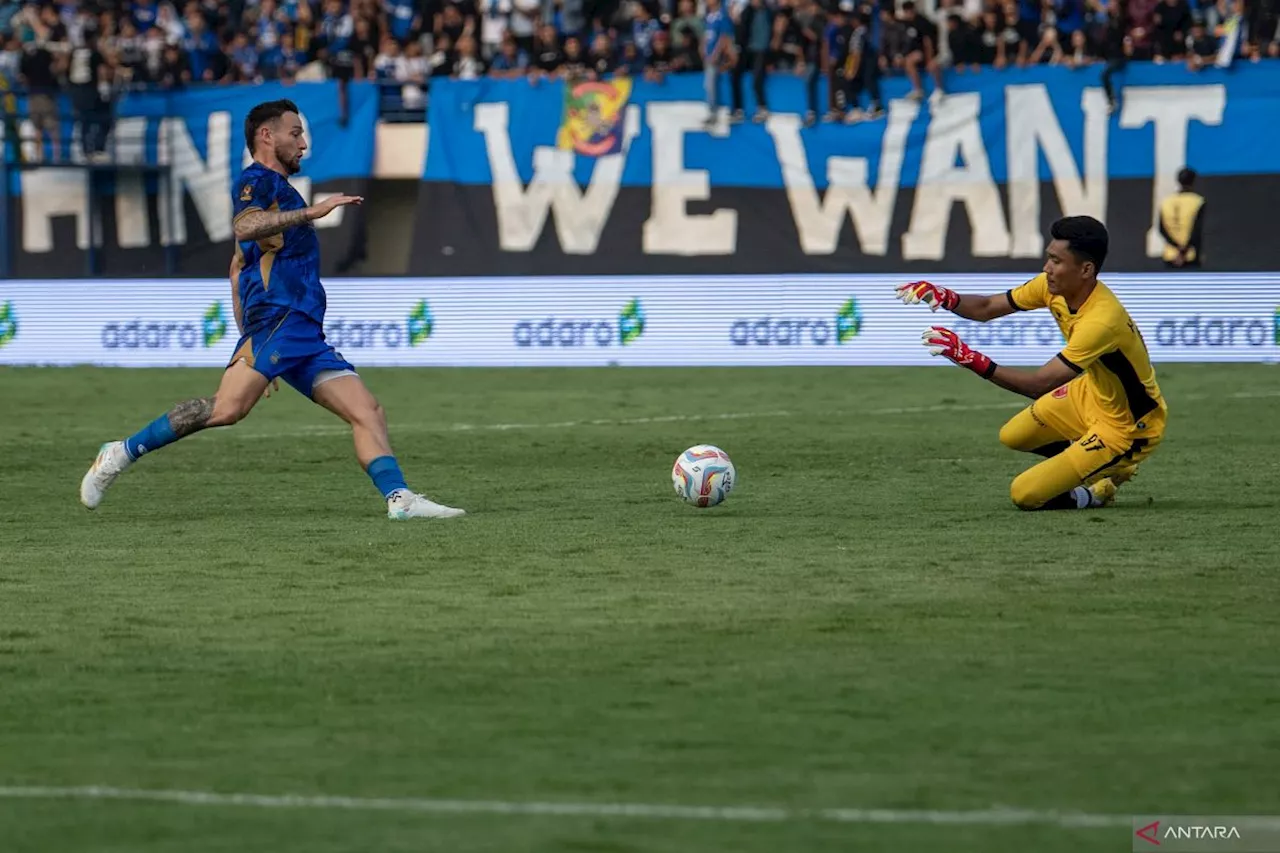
[1050,215,1109,273]
[1178,167,1197,189]
[245,99,300,154]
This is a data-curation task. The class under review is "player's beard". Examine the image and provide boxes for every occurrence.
[279,147,303,175]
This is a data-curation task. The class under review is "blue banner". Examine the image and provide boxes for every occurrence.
[9,80,377,194]
[424,64,1280,189]
[122,80,377,184]
[3,81,378,277]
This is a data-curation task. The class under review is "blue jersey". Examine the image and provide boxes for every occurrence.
[232,163,326,330]
[865,1,883,51]
[182,28,216,80]
[132,0,158,32]
[704,9,733,59]
[386,0,417,41]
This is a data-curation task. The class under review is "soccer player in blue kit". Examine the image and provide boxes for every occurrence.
[80,99,465,520]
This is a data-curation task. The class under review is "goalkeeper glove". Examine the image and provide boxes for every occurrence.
[922,326,997,378]
[895,280,960,312]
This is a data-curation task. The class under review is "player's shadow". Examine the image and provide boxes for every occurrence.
[1090,498,1277,512]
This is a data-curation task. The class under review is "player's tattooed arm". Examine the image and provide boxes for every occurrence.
[233,207,312,241]
[232,194,363,242]
[167,397,216,437]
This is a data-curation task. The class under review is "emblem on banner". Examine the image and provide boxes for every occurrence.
[556,79,632,157]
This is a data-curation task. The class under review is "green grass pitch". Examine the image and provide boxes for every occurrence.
[1,364,1278,852]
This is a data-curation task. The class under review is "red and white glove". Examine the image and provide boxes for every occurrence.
[895,280,960,312]
[922,326,997,378]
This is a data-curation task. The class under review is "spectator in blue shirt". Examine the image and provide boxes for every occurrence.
[489,32,531,76]
[384,0,421,45]
[1056,0,1086,37]
[228,31,259,81]
[631,4,662,57]
[618,39,647,75]
[261,29,303,79]
[254,0,289,67]
[131,0,159,34]
[703,0,735,124]
[180,10,217,81]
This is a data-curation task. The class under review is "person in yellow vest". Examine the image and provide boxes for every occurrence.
[1159,168,1206,268]
[0,68,21,167]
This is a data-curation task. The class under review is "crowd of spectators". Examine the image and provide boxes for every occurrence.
[0,0,1275,150]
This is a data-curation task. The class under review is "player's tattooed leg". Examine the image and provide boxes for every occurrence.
[168,396,216,437]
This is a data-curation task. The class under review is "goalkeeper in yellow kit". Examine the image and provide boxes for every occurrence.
[896,216,1167,510]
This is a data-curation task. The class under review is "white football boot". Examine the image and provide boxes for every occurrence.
[387,489,466,520]
[80,440,134,509]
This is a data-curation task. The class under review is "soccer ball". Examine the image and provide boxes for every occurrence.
[672,445,736,507]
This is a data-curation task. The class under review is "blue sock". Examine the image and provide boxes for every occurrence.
[124,413,180,461]
[367,455,408,499]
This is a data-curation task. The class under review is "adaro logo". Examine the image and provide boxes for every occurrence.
[512,299,645,348]
[203,302,228,348]
[326,300,435,349]
[728,297,862,347]
[101,302,228,350]
[407,299,433,346]
[0,301,16,347]
[1135,820,1160,845]
[618,298,645,345]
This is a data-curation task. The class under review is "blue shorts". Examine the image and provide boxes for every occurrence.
[228,311,356,398]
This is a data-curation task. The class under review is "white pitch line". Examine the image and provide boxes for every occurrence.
[0,785,1166,829]
[224,410,798,440]
[224,403,1031,441]
[866,401,1025,416]
[1229,389,1280,399]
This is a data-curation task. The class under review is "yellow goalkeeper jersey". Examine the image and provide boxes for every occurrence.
[1007,274,1167,435]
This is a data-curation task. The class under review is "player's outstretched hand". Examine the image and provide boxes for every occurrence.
[308,194,364,221]
[895,280,959,312]
[262,378,280,399]
[922,326,994,377]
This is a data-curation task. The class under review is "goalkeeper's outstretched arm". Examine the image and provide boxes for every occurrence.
[985,359,1078,399]
[920,326,1079,399]
[895,281,1019,322]
[949,293,1018,322]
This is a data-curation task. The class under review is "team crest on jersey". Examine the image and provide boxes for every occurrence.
[1052,386,1069,399]
[240,184,254,202]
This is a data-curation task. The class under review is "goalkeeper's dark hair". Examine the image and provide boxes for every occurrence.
[1050,215,1109,273]
[245,99,300,154]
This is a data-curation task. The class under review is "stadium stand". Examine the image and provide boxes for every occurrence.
[0,0,1275,146]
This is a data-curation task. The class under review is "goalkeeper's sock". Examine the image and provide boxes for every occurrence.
[1039,486,1102,511]
[123,413,180,461]
[367,455,409,499]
